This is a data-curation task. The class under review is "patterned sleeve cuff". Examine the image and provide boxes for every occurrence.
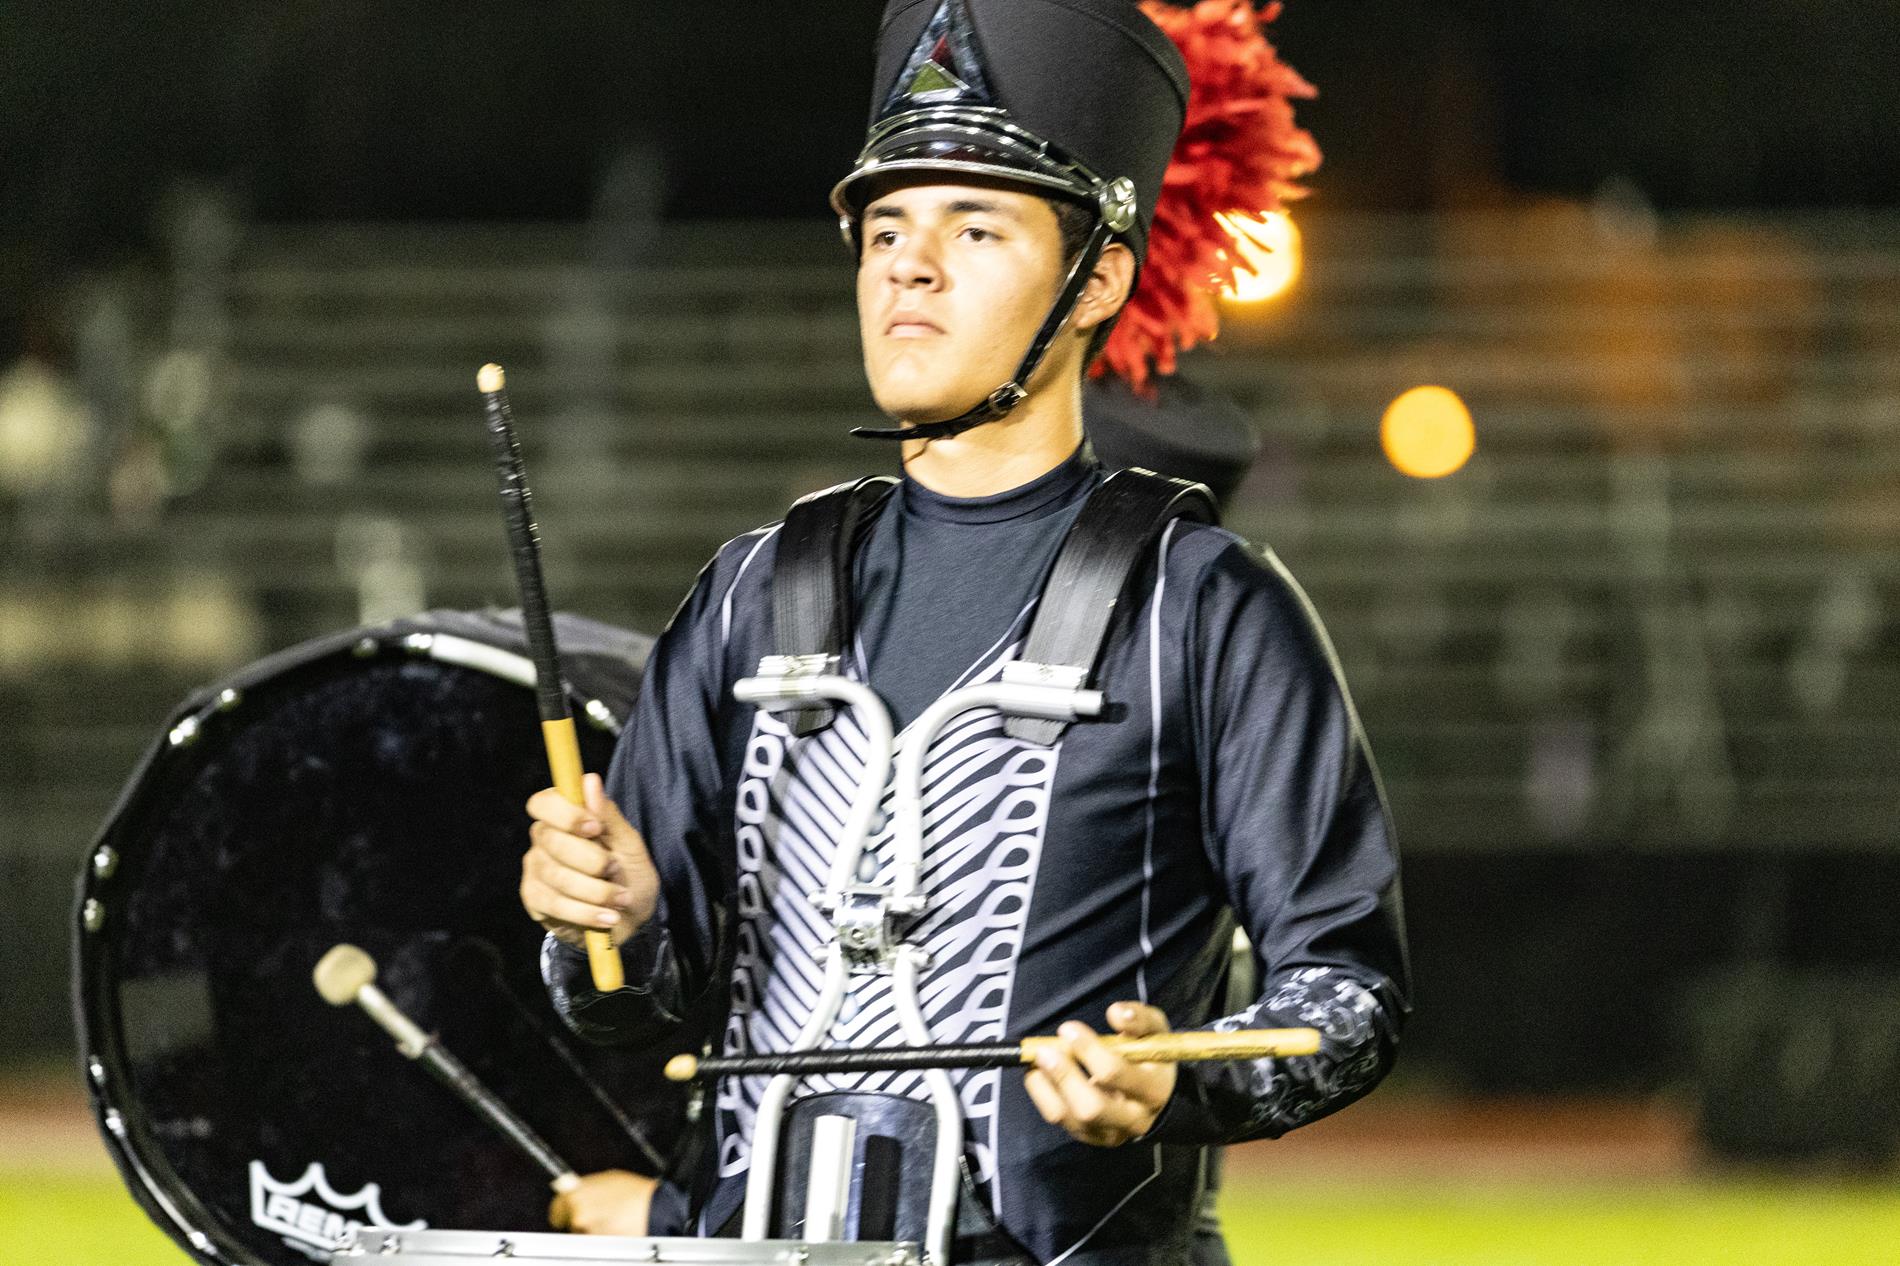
[1146,966,1396,1145]
[540,918,687,1043]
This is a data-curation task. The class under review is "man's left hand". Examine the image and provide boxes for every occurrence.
[1023,1001,1176,1147]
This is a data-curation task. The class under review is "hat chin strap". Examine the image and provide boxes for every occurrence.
[851,215,1115,443]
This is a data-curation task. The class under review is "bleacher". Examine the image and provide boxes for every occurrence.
[4,209,1898,874]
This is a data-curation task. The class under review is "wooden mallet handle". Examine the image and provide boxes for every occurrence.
[542,715,621,991]
[1018,1028,1319,1064]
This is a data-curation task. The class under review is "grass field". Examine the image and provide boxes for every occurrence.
[6,1076,1894,1266]
[4,1172,1898,1266]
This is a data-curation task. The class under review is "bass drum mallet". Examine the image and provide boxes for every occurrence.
[313,943,581,1195]
[477,362,624,994]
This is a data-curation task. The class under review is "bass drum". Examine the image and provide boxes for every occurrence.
[74,610,693,1266]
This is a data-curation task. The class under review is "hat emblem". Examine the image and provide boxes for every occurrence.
[884,0,996,114]
[905,44,969,100]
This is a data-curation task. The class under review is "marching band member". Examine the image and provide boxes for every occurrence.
[523,3,1408,1260]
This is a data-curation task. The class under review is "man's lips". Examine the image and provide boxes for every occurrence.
[886,314,945,338]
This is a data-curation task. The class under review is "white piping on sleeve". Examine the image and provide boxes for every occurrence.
[1135,519,1180,1004]
[720,525,781,651]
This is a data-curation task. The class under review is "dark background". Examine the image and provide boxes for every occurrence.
[5,1,1898,281]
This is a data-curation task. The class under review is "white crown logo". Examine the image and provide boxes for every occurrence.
[249,1160,426,1257]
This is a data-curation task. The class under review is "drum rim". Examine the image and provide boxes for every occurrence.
[342,1227,923,1263]
[72,611,640,1266]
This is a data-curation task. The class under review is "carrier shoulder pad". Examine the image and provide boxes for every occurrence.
[770,475,900,735]
[1005,468,1218,744]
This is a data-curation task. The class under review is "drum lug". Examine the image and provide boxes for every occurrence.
[92,846,118,879]
[82,899,105,932]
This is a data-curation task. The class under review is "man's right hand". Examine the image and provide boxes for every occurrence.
[548,1169,657,1236]
[520,772,660,947]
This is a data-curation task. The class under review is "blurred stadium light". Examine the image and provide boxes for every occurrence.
[1381,384,1476,478]
[1218,210,1302,303]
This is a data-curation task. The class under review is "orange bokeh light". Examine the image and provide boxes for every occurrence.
[1381,386,1475,478]
[1218,211,1301,303]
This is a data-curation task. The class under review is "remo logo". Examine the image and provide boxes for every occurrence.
[248,1160,426,1259]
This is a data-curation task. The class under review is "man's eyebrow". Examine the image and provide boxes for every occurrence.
[867,197,1022,221]
[946,197,1020,219]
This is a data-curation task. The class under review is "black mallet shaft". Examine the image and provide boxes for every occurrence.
[478,363,623,993]
[663,1027,1323,1081]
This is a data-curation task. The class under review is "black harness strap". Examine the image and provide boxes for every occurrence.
[771,475,900,735]
[767,467,1212,743]
[1003,468,1218,745]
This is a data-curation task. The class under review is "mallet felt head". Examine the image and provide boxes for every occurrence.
[313,943,378,1006]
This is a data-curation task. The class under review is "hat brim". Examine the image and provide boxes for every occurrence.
[831,109,1103,220]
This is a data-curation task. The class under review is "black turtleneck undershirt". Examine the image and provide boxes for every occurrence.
[851,446,1099,731]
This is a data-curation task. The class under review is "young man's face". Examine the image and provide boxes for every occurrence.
[856,180,1070,425]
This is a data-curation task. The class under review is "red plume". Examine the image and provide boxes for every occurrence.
[1095,0,1320,391]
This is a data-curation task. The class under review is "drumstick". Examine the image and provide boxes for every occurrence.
[478,363,623,993]
[661,1027,1322,1081]
[313,945,582,1195]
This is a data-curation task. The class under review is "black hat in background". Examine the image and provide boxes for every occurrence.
[1085,368,1260,510]
[842,0,1189,444]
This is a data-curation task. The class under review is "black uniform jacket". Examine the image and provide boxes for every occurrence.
[546,453,1409,1264]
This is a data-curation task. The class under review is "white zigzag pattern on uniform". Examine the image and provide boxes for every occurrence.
[717,644,1058,1195]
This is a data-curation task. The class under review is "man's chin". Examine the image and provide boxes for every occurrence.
[869,387,978,429]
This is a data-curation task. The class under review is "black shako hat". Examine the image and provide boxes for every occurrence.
[839,0,1190,444]
[834,0,1189,258]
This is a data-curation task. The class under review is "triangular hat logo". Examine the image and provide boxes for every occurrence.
[881,0,996,116]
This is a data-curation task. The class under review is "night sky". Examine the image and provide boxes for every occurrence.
[3,0,1897,273]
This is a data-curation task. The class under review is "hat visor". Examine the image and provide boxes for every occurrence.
[831,123,1099,219]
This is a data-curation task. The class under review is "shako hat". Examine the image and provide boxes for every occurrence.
[842,0,1319,446]
[833,0,1189,261]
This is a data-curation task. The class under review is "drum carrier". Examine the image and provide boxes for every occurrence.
[711,467,1217,1265]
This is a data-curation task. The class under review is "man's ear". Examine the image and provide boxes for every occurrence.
[1074,241,1137,333]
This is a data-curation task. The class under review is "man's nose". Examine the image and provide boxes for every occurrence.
[890,233,942,289]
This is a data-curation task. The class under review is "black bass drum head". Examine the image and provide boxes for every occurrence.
[74,610,683,1265]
